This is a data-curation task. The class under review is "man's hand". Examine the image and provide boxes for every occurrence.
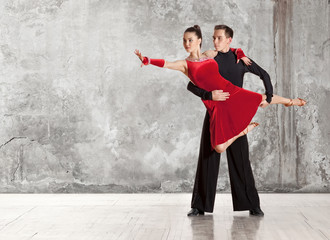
[212,90,230,101]
[259,100,270,108]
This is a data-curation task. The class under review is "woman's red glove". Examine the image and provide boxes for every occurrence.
[142,57,165,68]
[230,48,246,60]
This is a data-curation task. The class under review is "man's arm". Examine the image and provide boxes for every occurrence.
[187,82,212,100]
[244,60,273,103]
[187,82,230,101]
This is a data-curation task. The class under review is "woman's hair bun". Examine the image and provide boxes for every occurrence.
[193,25,200,30]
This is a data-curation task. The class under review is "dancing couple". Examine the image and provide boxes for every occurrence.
[135,25,306,217]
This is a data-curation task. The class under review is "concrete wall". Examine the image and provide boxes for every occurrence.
[0,0,329,193]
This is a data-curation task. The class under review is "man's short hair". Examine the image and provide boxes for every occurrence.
[214,25,234,38]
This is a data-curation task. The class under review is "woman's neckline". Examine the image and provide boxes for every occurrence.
[185,56,212,62]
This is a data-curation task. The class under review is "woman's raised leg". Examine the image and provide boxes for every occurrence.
[262,94,306,107]
[214,122,259,153]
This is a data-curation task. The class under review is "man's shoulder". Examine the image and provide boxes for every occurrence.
[214,50,238,62]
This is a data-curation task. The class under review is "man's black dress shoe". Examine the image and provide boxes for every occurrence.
[187,208,205,216]
[249,207,264,217]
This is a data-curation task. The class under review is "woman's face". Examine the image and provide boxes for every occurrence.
[183,32,201,53]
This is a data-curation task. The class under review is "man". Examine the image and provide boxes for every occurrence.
[187,25,273,217]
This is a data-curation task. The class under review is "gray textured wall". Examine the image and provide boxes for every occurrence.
[0,0,329,193]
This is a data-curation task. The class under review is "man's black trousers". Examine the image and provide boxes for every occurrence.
[191,111,260,212]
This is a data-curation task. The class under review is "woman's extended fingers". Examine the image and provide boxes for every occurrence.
[134,49,145,67]
[134,49,144,61]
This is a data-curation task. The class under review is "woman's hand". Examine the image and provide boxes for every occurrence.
[134,49,145,67]
[237,56,252,65]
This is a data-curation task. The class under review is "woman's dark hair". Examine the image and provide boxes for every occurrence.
[184,25,202,47]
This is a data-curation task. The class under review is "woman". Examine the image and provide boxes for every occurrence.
[135,25,306,153]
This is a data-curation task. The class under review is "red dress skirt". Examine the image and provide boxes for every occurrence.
[187,58,262,149]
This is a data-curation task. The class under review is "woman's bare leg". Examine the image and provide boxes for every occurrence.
[214,123,259,153]
[214,94,306,154]
[262,94,306,106]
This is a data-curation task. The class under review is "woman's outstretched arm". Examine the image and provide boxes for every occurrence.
[135,49,186,73]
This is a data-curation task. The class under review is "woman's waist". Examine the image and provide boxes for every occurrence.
[199,81,240,93]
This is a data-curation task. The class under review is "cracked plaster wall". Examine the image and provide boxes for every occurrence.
[0,0,329,193]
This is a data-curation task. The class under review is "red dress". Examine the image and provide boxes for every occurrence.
[187,58,262,149]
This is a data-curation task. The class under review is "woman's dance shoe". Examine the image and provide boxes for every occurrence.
[243,122,259,135]
[284,99,293,107]
[297,98,307,106]
[284,98,307,107]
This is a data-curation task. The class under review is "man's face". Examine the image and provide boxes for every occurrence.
[213,29,232,52]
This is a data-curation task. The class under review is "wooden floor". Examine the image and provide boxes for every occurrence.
[0,194,329,240]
